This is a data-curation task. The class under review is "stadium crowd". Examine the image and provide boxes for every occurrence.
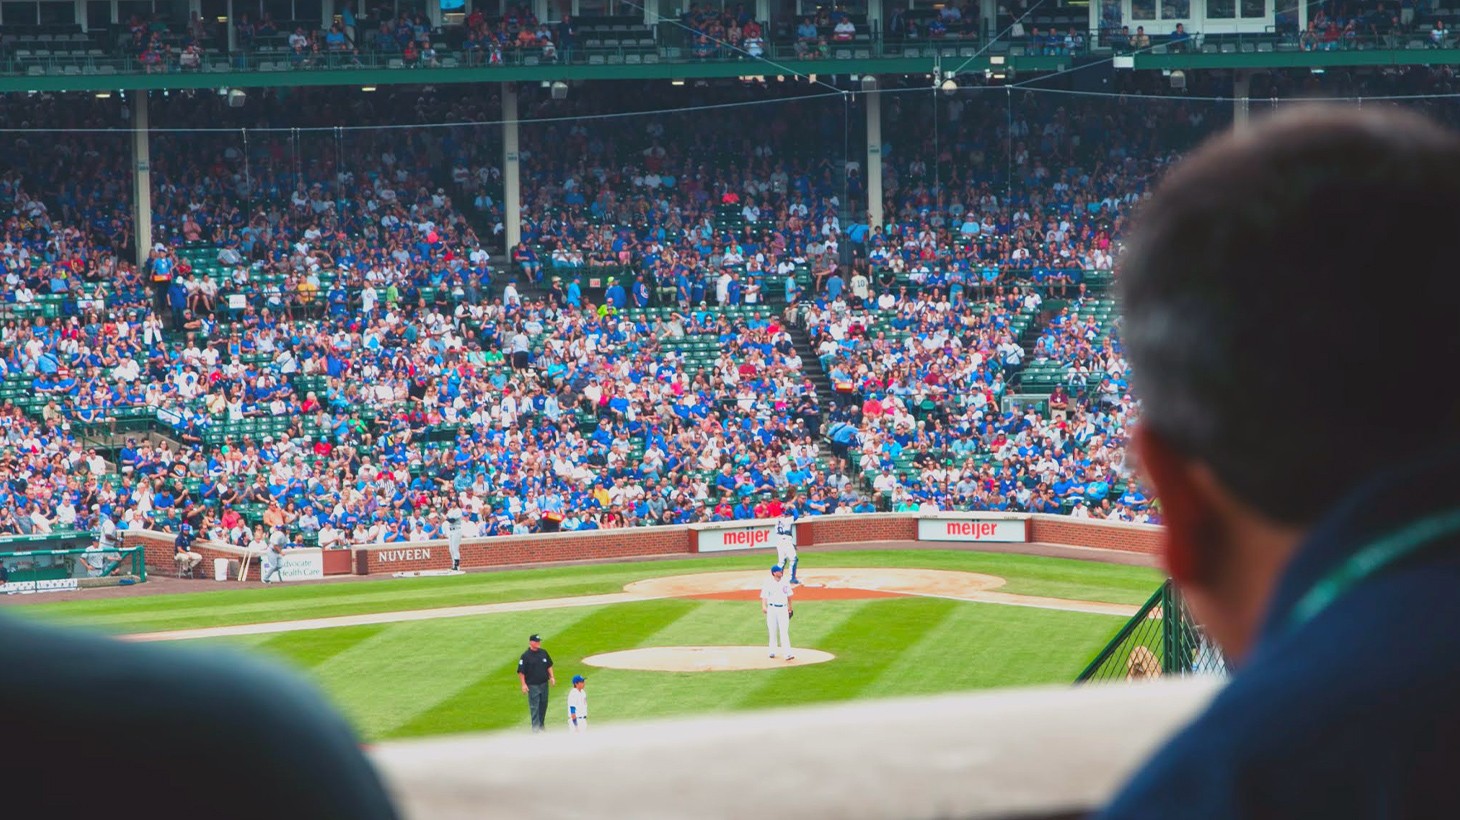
[24,68,1454,547]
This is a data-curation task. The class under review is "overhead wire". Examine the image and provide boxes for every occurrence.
[944,0,1053,78]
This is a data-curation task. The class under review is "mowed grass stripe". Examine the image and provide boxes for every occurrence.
[964,607,1131,686]
[250,623,390,670]
[383,599,696,739]
[734,597,961,709]
[15,550,1162,633]
[307,613,573,740]
[876,603,1127,691]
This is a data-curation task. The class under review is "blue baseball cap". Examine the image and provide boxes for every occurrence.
[572,675,585,684]
[771,565,784,574]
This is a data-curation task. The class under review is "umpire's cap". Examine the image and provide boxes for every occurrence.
[529,634,542,643]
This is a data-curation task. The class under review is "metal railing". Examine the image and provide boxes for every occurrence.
[0,543,144,594]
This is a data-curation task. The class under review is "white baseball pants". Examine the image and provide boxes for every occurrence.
[766,605,791,655]
[775,538,797,565]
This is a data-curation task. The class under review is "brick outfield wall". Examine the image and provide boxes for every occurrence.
[1029,516,1163,555]
[122,530,260,581]
[126,515,1164,580]
[358,527,687,575]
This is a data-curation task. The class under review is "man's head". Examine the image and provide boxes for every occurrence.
[771,565,784,578]
[528,633,542,648]
[1123,106,1460,659]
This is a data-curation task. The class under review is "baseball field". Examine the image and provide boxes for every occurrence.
[8,548,1160,741]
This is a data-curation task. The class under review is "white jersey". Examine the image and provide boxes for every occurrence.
[98,518,118,551]
[760,575,793,607]
[774,516,795,539]
[567,687,588,719]
[445,513,464,536]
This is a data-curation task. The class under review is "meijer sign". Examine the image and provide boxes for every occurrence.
[917,518,1027,543]
[698,525,777,553]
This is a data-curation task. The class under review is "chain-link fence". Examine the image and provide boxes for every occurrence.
[1076,579,1226,682]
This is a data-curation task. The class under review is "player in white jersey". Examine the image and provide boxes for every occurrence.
[774,513,800,584]
[445,507,464,572]
[567,674,588,733]
[761,564,795,660]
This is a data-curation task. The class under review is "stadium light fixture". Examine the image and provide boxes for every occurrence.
[989,55,1005,65]
[95,92,111,99]
[361,86,377,92]
[671,78,685,86]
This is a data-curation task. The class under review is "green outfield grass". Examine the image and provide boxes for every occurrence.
[8,549,1160,634]
[203,596,1130,741]
[4,550,1160,740]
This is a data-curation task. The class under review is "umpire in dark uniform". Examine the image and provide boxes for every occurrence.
[517,633,555,732]
[1100,106,1460,818]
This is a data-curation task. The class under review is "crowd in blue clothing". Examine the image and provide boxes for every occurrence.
[8,79,1360,540]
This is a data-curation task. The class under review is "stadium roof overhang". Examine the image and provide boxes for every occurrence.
[0,54,1076,94]
[1132,48,1460,71]
[0,49,1445,94]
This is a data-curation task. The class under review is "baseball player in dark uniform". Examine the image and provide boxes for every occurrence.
[517,633,555,732]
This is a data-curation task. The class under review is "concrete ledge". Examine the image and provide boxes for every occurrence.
[371,677,1220,820]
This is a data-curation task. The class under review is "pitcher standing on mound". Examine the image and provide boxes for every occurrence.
[761,564,795,660]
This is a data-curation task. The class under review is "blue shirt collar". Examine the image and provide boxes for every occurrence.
[1258,446,1460,651]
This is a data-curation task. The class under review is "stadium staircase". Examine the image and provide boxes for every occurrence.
[788,323,838,410]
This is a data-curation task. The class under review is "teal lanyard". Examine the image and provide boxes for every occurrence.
[1286,507,1460,634]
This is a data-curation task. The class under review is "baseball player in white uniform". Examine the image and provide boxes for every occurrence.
[761,564,795,660]
[445,507,464,572]
[567,674,588,733]
[774,513,800,584]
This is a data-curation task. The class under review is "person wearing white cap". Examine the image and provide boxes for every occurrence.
[760,564,795,660]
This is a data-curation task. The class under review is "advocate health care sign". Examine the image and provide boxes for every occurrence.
[917,517,1028,543]
[277,548,325,582]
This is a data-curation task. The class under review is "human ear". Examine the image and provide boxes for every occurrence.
[1133,424,1217,588]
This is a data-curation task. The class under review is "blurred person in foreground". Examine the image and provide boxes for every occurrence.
[1,616,398,817]
[1101,106,1460,817]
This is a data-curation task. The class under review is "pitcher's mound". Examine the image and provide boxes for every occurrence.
[583,646,836,672]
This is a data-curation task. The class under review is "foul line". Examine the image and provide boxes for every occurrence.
[125,585,1138,643]
[123,591,660,642]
